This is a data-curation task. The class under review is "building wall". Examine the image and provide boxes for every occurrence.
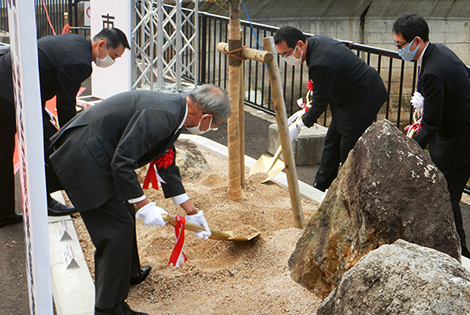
[200,0,470,64]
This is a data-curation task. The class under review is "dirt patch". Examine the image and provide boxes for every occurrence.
[72,141,321,314]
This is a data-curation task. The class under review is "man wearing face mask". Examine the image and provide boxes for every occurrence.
[47,84,230,314]
[0,28,129,227]
[274,26,388,192]
[393,13,470,258]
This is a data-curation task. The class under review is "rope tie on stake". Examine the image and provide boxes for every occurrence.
[220,45,246,61]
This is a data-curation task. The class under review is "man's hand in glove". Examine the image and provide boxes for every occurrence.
[136,202,168,226]
[288,119,305,142]
[186,211,211,239]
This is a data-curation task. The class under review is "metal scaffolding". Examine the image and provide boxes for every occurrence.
[131,0,199,92]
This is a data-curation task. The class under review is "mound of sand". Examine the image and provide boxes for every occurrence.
[73,142,321,314]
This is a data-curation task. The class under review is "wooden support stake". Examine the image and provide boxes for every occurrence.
[263,37,305,229]
[239,55,245,188]
[217,42,273,64]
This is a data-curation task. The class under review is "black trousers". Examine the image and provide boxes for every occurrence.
[314,119,371,191]
[0,95,64,217]
[43,110,63,196]
[442,163,470,254]
[0,105,16,218]
[80,197,141,309]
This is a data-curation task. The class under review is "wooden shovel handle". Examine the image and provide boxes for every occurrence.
[269,112,304,172]
[163,215,233,241]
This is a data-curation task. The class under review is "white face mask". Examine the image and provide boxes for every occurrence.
[95,44,115,68]
[283,45,303,66]
[186,115,214,135]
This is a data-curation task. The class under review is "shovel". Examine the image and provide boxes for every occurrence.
[163,215,260,242]
[249,88,313,182]
[248,145,285,183]
[249,112,305,182]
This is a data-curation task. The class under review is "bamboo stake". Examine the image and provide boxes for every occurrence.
[239,32,245,189]
[216,42,273,63]
[226,1,244,201]
[263,37,305,229]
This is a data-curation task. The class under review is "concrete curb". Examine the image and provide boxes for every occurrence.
[49,192,95,315]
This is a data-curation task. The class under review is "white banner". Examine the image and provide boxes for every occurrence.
[91,0,132,98]
[83,1,91,27]
[7,0,53,313]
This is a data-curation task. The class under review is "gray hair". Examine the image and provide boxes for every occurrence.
[189,85,231,122]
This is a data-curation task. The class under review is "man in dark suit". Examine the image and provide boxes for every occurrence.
[48,85,231,315]
[393,13,470,258]
[274,26,388,192]
[0,28,129,228]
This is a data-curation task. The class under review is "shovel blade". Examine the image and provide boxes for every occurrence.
[229,231,261,242]
[249,154,275,175]
[163,215,260,242]
[262,160,285,183]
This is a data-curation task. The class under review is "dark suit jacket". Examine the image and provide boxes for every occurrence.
[0,34,92,126]
[49,90,188,211]
[302,35,388,135]
[414,43,470,170]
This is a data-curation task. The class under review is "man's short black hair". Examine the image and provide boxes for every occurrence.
[93,28,131,50]
[393,13,430,43]
[274,26,307,48]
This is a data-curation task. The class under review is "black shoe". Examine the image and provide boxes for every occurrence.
[462,246,470,259]
[0,213,23,228]
[48,198,77,216]
[130,265,151,285]
[313,182,327,192]
[95,301,148,315]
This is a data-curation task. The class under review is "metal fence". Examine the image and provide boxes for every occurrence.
[0,2,418,130]
[198,11,418,130]
[1,0,67,38]
[0,0,89,39]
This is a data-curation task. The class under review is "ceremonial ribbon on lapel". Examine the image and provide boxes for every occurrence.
[168,215,189,267]
[142,148,175,190]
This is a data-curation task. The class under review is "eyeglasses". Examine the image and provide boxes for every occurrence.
[393,40,409,49]
[279,46,296,58]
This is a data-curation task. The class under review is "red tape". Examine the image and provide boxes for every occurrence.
[405,119,422,136]
[168,216,189,267]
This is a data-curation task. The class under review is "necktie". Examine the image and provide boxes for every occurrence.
[417,65,421,93]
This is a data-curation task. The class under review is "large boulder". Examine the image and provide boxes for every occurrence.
[318,240,470,314]
[289,120,460,298]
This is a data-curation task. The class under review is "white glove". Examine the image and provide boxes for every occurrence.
[136,202,168,227]
[288,119,305,142]
[186,211,211,239]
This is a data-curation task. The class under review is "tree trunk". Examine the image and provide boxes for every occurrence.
[227,0,244,201]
